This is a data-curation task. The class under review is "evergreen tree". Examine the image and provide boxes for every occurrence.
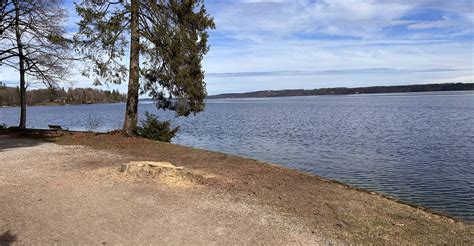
[75,0,215,135]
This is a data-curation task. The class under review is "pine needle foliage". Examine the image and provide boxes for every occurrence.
[74,0,215,134]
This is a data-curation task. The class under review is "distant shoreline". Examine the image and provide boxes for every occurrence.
[1,101,125,108]
[0,87,127,108]
[1,100,155,108]
[207,82,474,99]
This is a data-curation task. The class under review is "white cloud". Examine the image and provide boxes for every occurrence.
[204,38,472,71]
[202,37,473,94]
[213,0,414,40]
[212,0,473,41]
[407,20,453,30]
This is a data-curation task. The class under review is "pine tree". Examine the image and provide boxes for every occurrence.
[74,0,215,135]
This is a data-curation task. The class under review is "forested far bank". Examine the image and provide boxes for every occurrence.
[0,84,126,107]
[208,82,474,99]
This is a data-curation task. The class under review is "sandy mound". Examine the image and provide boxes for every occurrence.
[93,161,201,188]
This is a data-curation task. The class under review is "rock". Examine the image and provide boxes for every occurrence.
[120,164,128,172]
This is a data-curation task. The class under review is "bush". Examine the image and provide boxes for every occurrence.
[84,114,103,132]
[135,112,179,142]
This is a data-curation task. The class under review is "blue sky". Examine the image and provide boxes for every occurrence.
[1,0,473,95]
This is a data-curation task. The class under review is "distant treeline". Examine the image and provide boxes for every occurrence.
[208,83,474,99]
[0,83,126,107]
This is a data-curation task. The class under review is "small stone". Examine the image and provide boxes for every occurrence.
[120,164,128,172]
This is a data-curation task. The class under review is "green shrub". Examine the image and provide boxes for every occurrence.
[135,112,179,142]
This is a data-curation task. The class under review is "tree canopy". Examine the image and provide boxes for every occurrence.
[75,0,215,134]
[0,86,126,107]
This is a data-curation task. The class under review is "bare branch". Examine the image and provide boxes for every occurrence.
[1,0,72,86]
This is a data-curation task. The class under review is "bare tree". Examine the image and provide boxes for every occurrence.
[0,0,72,129]
[0,1,13,37]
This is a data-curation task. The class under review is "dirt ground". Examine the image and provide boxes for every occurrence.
[0,130,473,244]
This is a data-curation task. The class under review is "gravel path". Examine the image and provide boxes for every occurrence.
[0,136,327,245]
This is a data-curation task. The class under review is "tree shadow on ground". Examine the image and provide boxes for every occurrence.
[0,129,58,152]
[0,231,17,246]
[0,137,46,152]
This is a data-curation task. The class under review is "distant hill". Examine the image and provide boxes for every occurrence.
[207,83,474,99]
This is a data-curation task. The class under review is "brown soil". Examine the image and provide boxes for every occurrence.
[1,129,473,244]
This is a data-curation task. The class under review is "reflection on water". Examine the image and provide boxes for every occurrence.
[1,91,473,221]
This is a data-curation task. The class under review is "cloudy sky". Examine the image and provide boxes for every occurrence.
[2,0,473,95]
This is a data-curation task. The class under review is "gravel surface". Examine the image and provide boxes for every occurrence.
[0,136,327,245]
[1,131,473,245]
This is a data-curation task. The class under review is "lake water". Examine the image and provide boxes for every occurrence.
[1,91,473,221]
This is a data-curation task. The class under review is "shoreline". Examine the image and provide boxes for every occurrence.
[0,101,126,108]
[1,128,472,223]
[170,137,470,223]
[0,128,470,223]
[1,128,473,243]
[207,89,474,100]
[2,90,473,109]
[207,83,474,99]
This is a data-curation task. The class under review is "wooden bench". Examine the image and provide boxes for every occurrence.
[48,125,68,131]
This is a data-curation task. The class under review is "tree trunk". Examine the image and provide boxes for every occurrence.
[123,0,140,135]
[13,0,26,129]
